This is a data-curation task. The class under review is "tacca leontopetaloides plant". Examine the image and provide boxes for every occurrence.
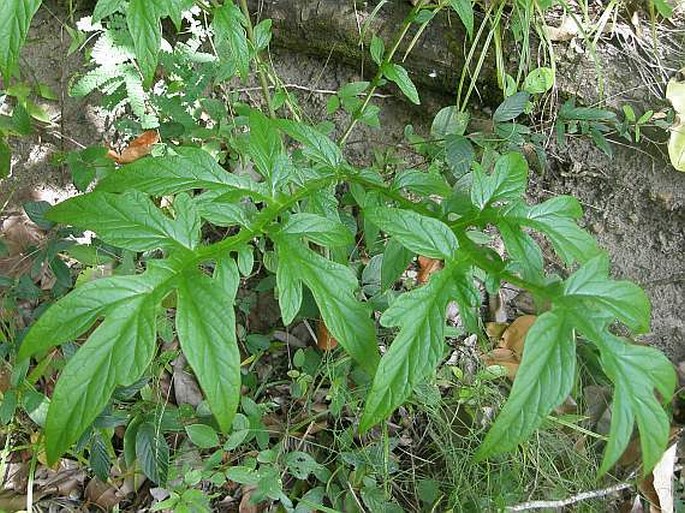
[2,0,675,477]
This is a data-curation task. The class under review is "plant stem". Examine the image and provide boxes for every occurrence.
[238,0,276,119]
[338,0,430,147]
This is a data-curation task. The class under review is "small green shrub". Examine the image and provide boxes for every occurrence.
[0,0,676,504]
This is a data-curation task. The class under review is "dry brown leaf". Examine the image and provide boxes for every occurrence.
[172,354,204,407]
[619,427,681,469]
[482,347,520,379]
[417,256,442,284]
[0,214,44,279]
[501,314,536,359]
[85,478,127,510]
[545,16,579,42]
[650,442,677,513]
[485,322,508,342]
[316,320,338,351]
[239,485,263,513]
[107,130,159,164]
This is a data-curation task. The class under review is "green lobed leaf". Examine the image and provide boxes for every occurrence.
[194,190,254,228]
[92,0,125,22]
[498,196,600,266]
[575,320,675,474]
[476,311,576,460]
[173,193,201,250]
[380,239,414,291]
[18,267,170,360]
[97,146,266,199]
[448,0,474,39]
[136,422,169,485]
[493,92,530,123]
[48,190,198,252]
[281,213,354,247]
[276,253,303,325]
[496,218,544,283]
[247,109,283,182]
[381,63,420,105]
[285,451,322,480]
[365,207,458,260]
[185,424,220,448]
[0,138,11,178]
[360,261,478,430]
[176,257,241,432]
[45,294,158,464]
[127,0,161,87]
[445,134,475,178]
[275,235,379,374]
[0,0,42,83]
[277,119,342,168]
[562,254,650,333]
[370,35,385,66]
[212,2,250,80]
[471,152,528,209]
[431,106,469,139]
[393,169,452,198]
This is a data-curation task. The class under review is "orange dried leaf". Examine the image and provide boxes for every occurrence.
[482,347,520,379]
[417,256,443,284]
[316,321,338,351]
[107,130,159,164]
[485,322,509,342]
[500,314,537,359]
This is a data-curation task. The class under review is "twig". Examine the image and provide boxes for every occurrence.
[238,0,275,118]
[506,482,633,511]
[234,83,392,98]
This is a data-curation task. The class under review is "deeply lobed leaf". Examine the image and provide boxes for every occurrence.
[476,311,576,460]
[45,295,158,464]
[275,235,379,374]
[176,257,241,431]
[360,260,479,430]
[365,207,458,260]
[0,0,42,83]
[48,190,199,252]
[127,0,161,87]
[578,322,675,474]
[97,146,267,199]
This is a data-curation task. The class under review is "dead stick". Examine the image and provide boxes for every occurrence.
[505,482,633,511]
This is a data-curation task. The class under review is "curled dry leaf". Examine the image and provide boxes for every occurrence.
[545,16,579,42]
[239,485,262,513]
[501,314,536,358]
[482,315,537,379]
[0,214,44,279]
[666,70,685,172]
[316,320,338,351]
[85,478,127,511]
[106,130,159,164]
[417,255,443,284]
[485,322,508,342]
[651,442,677,513]
[482,347,520,378]
[172,354,204,407]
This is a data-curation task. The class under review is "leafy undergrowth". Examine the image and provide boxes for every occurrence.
[0,0,682,512]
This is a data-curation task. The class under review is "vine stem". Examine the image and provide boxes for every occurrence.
[338,0,430,147]
[238,0,276,119]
